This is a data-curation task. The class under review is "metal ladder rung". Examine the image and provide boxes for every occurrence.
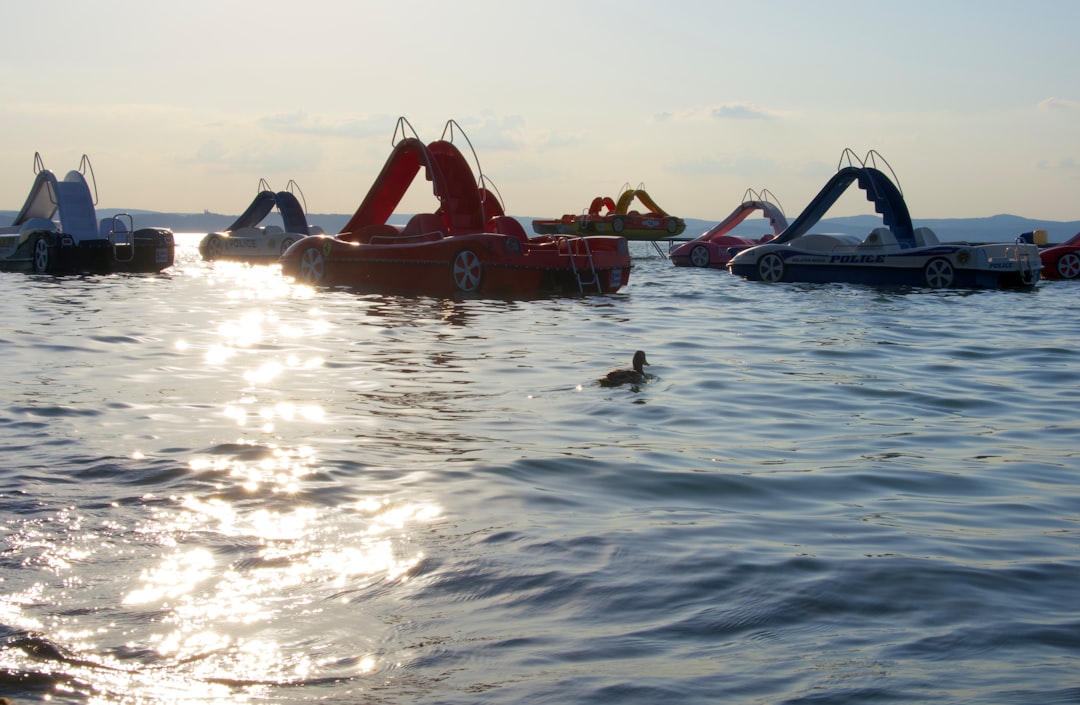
[559,236,602,293]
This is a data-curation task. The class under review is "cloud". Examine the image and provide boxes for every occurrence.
[185,139,323,174]
[666,154,780,176]
[1037,156,1080,172]
[651,102,786,124]
[260,111,395,139]
[710,103,775,121]
[1037,97,1080,111]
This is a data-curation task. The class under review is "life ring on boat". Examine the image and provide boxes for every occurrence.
[957,250,970,265]
[666,217,679,234]
[611,217,625,234]
[452,249,482,292]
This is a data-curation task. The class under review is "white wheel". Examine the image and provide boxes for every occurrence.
[1056,252,1080,279]
[923,257,954,288]
[204,235,223,260]
[758,252,785,282]
[689,245,710,268]
[298,246,326,285]
[32,235,51,273]
[452,249,482,292]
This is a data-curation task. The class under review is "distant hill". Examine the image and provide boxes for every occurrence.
[3,210,1078,244]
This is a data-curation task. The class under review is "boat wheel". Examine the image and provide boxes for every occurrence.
[279,237,296,256]
[203,235,223,260]
[32,235,51,273]
[923,257,954,288]
[689,245,710,268]
[758,253,785,282]
[1056,252,1080,279]
[297,245,326,285]
[452,249,482,292]
[611,217,625,234]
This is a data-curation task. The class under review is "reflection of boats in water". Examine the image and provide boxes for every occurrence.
[670,189,787,269]
[281,118,632,296]
[199,179,324,262]
[728,150,1041,289]
[0,152,174,274]
[533,184,686,240]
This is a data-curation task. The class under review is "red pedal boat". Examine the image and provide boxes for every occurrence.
[281,118,631,296]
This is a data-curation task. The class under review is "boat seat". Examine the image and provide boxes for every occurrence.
[799,233,861,251]
[488,215,530,241]
[913,227,940,247]
[860,227,898,249]
[402,213,446,238]
[340,223,398,243]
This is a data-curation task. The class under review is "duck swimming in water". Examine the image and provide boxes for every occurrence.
[599,350,649,387]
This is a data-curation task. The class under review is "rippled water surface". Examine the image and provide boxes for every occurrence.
[1,236,1078,704]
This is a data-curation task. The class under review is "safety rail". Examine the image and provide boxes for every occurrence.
[1014,236,1041,286]
[106,213,135,262]
[391,116,446,206]
[556,235,601,293]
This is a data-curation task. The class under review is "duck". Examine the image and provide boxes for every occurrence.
[599,350,649,387]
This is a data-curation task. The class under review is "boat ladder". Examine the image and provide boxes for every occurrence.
[560,235,601,293]
[107,214,135,263]
[1014,236,1040,285]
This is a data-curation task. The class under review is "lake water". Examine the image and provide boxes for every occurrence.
[1,236,1078,704]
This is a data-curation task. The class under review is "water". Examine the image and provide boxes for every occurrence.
[1,236,1078,704]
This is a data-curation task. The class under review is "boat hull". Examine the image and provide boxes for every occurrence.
[0,228,174,275]
[728,242,1041,289]
[281,233,631,297]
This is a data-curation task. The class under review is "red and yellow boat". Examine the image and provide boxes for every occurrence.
[533,185,686,240]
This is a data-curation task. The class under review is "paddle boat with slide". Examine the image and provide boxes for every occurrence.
[280,118,631,296]
[669,189,788,269]
[199,179,324,262]
[0,153,174,274]
[1038,230,1080,280]
[532,184,686,240]
[727,150,1041,289]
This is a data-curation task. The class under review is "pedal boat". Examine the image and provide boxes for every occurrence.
[727,150,1041,289]
[532,185,686,241]
[280,118,631,296]
[0,153,173,274]
[669,189,788,269]
[199,179,324,262]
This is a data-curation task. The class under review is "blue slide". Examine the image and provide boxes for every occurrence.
[772,165,914,247]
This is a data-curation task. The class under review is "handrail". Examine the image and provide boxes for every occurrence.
[78,154,99,206]
[440,119,487,208]
[33,152,59,207]
[393,116,444,204]
[258,177,272,193]
[478,174,506,214]
[392,116,421,146]
[757,188,785,215]
[284,179,308,213]
[861,149,903,197]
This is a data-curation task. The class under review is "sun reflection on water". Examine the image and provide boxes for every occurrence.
[112,479,442,694]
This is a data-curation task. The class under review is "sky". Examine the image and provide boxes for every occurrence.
[2,0,1079,223]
